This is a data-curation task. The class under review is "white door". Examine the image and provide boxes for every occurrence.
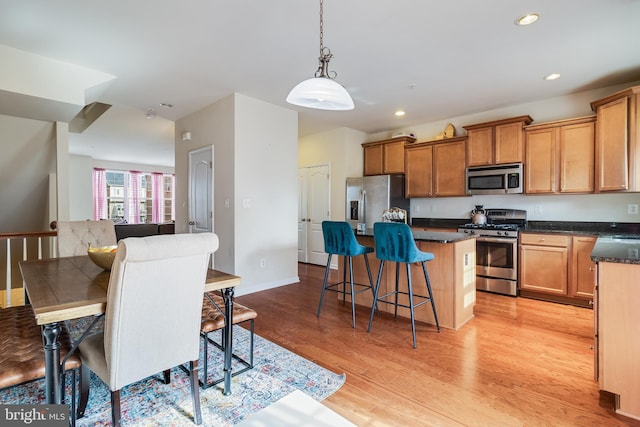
[189,146,213,234]
[298,165,330,266]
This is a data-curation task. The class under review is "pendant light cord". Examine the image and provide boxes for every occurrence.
[315,0,336,79]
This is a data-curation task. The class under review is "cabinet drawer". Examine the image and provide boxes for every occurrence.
[520,233,570,247]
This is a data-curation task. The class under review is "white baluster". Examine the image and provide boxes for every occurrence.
[5,239,10,307]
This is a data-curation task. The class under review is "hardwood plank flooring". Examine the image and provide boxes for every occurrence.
[235,263,640,426]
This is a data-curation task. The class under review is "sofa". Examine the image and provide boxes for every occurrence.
[114,222,175,241]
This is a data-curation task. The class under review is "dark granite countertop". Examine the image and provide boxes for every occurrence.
[356,228,475,244]
[525,221,640,235]
[591,236,640,265]
[411,218,468,229]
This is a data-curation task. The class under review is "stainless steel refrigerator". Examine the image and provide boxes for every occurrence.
[346,174,409,231]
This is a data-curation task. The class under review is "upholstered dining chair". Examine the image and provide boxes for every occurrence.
[0,305,82,424]
[56,220,117,257]
[317,221,375,328]
[76,232,219,426]
[368,222,440,348]
[200,292,257,388]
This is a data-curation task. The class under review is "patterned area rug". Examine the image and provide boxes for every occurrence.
[0,324,346,426]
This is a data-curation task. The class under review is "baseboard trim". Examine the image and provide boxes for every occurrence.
[234,276,299,297]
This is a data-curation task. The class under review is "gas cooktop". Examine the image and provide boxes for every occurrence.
[457,208,527,238]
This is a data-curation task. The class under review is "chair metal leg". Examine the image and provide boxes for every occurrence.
[422,261,440,332]
[368,260,385,332]
[77,365,90,419]
[394,262,400,319]
[348,256,357,328]
[111,389,121,427]
[317,254,333,317]
[190,360,202,425]
[406,263,417,349]
[363,253,378,312]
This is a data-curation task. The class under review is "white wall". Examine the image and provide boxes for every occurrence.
[175,93,299,295]
[299,127,368,221]
[0,114,56,232]
[69,155,93,220]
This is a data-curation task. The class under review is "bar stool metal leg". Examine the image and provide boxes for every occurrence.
[421,261,440,332]
[317,254,333,317]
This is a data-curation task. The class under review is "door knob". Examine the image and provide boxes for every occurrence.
[188,221,195,225]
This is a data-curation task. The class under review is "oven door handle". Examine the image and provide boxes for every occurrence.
[476,237,518,243]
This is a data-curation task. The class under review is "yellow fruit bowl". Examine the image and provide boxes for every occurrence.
[87,245,118,271]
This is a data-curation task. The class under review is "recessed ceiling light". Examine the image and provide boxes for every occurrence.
[544,73,561,81]
[515,13,539,26]
[159,103,173,108]
[395,110,406,117]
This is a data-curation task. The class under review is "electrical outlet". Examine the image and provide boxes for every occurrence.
[534,204,542,214]
[259,258,266,268]
[628,204,638,215]
[243,198,251,209]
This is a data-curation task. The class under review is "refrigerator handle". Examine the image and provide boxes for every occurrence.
[361,189,366,228]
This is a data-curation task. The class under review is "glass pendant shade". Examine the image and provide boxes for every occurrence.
[286,77,354,111]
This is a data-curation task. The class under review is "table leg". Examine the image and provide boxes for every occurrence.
[222,287,234,395]
[42,322,63,404]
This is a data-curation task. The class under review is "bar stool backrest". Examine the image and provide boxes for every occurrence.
[322,221,370,257]
[373,222,433,263]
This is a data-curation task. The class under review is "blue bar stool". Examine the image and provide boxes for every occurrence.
[368,222,440,348]
[317,221,375,328]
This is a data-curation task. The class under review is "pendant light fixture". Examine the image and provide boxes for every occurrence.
[286,0,354,111]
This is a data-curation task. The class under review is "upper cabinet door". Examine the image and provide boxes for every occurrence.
[495,121,526,164]
[383,140,406,174]
[363,144,384,176]
[559,120,595,193]
[595,96,629,191]
[464,115,533,167]
[466,127,493,166]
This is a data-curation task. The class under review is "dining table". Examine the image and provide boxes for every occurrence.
[19,255,241,405]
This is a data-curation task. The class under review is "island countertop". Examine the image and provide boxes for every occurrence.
[590,236,640,265]
[356,228,476,244]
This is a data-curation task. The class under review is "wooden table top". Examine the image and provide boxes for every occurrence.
[20,256,241,325]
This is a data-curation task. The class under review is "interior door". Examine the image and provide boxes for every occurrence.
[297,169,308,262]
[298,165,330,266]
[189,146,213,234]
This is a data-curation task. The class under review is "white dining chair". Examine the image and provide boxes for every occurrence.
[56,220,117,257]
[76,232,219,426]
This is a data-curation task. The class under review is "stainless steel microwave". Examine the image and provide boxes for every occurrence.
[466,163,523,195]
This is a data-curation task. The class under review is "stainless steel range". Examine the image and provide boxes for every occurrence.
[457,209,527,296]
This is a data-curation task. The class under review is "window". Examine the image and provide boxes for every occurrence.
[94,169,174,223]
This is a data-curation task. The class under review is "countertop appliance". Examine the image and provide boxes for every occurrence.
[458,208,527,296]
[346,174,409,231]
[466,163,523,195]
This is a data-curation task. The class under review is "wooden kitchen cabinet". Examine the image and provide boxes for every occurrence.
[520,232,596,306]
[404,137,466,197]
[590,85,640,192]
[363,136,415,176]
[524,116,595,194]
[597,261,640,419]
[463,115,533,166]
[405,143,433,197]
[570,235,596,300]
[519,233,569,296]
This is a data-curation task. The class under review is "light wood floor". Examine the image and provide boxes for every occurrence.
[235,263,640,426]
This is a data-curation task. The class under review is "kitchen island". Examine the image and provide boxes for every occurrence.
[338,229,476,330]
[591,236,640,421]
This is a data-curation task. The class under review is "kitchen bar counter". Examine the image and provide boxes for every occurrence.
[357,228,475,244]
[343,228,476,330]
[591,236,640,264]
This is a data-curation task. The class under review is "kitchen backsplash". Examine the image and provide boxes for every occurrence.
[410,192,640,222]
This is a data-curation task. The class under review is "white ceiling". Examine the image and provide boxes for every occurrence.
[1,0,639,167]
